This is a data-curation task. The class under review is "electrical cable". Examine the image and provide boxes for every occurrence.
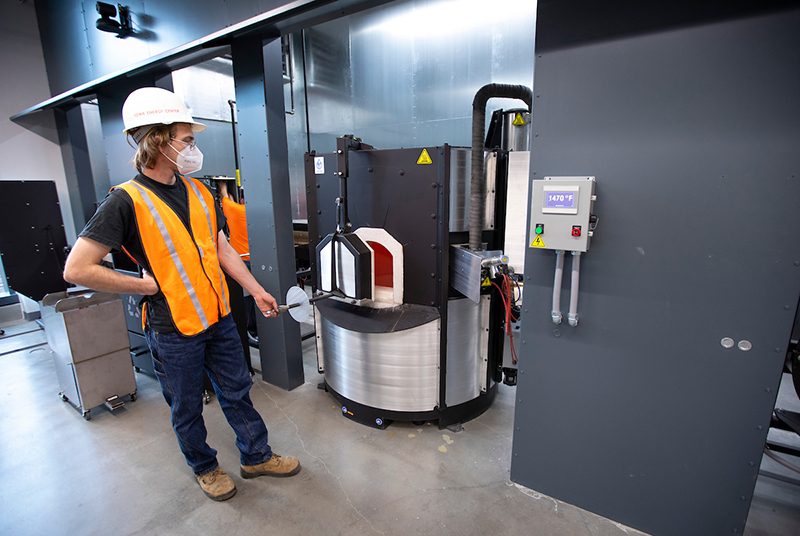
[491,276,518,365]
[507,276,518,365]
[511,275,522,306]
[504,274,519,322]
[300,29,311,155]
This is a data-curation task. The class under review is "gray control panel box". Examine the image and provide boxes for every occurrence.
[529,176,596,252]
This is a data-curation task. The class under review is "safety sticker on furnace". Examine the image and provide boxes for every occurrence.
[417,149,433,165]
[530,235,546,248]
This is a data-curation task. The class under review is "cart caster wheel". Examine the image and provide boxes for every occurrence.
[130,392,137,402]
[59,392,68,402]
[83,411,91,421]
[203,394,211,405]
[134,366,141,373]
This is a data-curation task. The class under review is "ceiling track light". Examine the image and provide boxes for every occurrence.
[95,2,133,38]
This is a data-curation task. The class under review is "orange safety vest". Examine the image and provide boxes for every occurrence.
[221,196,250,261]
[115,176,231,336]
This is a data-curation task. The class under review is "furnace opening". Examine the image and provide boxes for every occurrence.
[353,226,404,306]
[368,241,393,290]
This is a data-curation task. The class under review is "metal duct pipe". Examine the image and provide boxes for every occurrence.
[470,84,533,251]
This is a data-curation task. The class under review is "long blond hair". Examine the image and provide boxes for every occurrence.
[130,124,177,172]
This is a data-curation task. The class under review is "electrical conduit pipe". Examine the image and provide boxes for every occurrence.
[552,250,564,324]
[568,252,581,327]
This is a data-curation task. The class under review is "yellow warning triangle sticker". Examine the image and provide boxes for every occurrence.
[512,112,526,126]
[417,149,433,165]
[530,235,546,248]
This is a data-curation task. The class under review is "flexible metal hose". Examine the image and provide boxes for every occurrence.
[469,83,533,251]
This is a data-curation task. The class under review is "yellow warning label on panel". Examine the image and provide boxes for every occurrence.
[530,235,546,248]
[417,149,433,165]
[512,113,526,126]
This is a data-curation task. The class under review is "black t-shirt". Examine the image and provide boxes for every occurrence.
[80,172,226,333]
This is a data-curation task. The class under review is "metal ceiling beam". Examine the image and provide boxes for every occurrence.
[11,0,391,121]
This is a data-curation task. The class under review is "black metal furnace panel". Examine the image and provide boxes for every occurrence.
[511,5,800,536]
[0,181,68,301]
[308,147,442,307]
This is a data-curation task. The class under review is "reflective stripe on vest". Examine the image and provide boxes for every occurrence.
[116,177,230,335]
[185,178,231,314]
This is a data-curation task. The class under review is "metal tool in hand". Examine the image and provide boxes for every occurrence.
[267,287,334,323]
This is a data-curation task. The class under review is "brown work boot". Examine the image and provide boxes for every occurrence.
[196,467,236,501]
[240,453,301,478]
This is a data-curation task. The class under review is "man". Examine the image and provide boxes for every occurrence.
[63,87,300,501]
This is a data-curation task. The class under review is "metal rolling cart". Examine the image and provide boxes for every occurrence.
[42,291,137,421]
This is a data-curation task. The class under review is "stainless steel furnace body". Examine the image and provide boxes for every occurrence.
[305,143,512,429]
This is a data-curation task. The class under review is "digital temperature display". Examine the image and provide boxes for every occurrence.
[545,192,576,209]
[532,177,594,252]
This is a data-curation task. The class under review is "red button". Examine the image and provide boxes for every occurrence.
[572,226,581,237]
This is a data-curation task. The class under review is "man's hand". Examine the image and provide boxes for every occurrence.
[64,237,157,295]
[217,230,282,318]
[141,270,159,296]
[253,290,279,318]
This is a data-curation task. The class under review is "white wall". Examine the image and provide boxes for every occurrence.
[0,0,75,243]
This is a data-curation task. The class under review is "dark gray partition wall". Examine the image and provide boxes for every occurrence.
[510,3,800,536]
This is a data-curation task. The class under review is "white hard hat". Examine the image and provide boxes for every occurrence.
[122,87,206,144]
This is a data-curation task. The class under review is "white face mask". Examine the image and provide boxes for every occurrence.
[161,140,203,175]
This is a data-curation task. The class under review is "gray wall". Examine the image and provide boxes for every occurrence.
[33,0,294,96]
[0,1,73,243]
[172,58,238,180]
[283,0,537,218]
[511,2,800,536]
[27,0,538,221]
[300,0,536,151]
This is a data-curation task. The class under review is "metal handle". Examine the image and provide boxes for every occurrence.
[278,303,301,314]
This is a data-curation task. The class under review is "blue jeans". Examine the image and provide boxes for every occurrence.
[145,314,272,475]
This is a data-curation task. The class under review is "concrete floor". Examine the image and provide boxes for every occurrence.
[1,306,799,536]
